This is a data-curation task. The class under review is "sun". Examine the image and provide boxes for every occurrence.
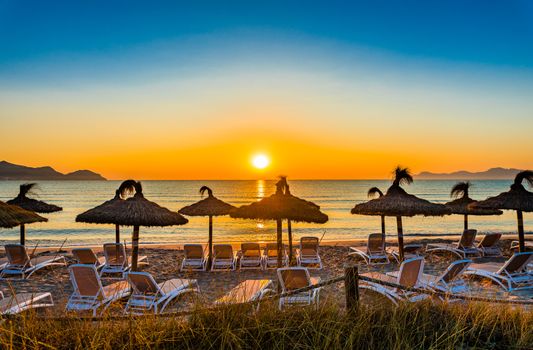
[252,154,270,169]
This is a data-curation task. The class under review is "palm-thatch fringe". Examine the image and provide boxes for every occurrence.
[179,186,235,217]
[0,200,47,228]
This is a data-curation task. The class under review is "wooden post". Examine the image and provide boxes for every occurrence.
[464,214,468,231]
[381,216,386,240]
[396,216,404,262]
[115,224,120,244]
[208,215,213,269]
[20,224,25,246]
[287,219,293,264]
[276,219,283,268]
[344,264,359,312]
[517,210,525,252]
[131,225,140,271]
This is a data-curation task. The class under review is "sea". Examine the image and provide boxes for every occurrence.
[0,180,530,248]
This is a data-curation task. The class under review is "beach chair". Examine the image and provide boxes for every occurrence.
[211,244,237,271]
[0,257,7,271]
[100,243,147,278]
[359,257,427,305]
[66,264,131,316]
[215,279,273,310]
[0,291,54,315]
[239,243,264,270]
[0,244,66,279]
[125,272,200,314]
[72,248,106,270]
[510,240,533,252]
[180,244,207,271]
[264,243,288,269]
[464,252,533,291]
[387,244,424,263]
[277,267,321,310]
[349,234,389,265]
[476,233,503,257]
[297,237,323,269]
[426,229,480,258]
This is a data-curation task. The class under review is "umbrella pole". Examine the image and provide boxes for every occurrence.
[131,225,140,271]
[115,224,120,243]
[464,214,468,231]
[381,216,385,240]
[208,215,213,269]
[287,219,293,265]
[396,216,404,262]
[20,224,25,246]
[276,219,283,268]
[517,210,525,252]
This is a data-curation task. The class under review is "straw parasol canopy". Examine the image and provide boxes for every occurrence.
[77,180,188,270]
[351,167,450,261]
[445,182,502,230]
[367,187,386,238]
[471,170,533,252]
[7,183,62,213]
[230,177,328,267]
[0,200,47,245]
[179,186,236,267]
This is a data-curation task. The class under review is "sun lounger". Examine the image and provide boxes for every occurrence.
[510,240,533,252]
[72,248,106,269]
[426,229,480,258]
[264,243,288,268]
[349,233,389,265]
[0,291,54,315]
[297,237,323,269]
[180,244,207,271]
[0,244,66,279]
[360,257,427,305]
[211,244,237,271]
[387,244,424,263]
[239,243,264,270]
[125,272,199,314]
[215,279,273,308]
[277,267,321,310]
[0,257,7,271]
[66,264,131,316]
[476,233,502,257]
[100,243,147,278]
[464,252,533,291]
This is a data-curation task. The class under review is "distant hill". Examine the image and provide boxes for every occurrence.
[0,161,106,180]
[416,167,523,180]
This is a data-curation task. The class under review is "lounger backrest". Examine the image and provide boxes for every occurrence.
[367,234,385,254]
[277,267,311,292]
[72,248,98,264]
[241,243,261,257]
[500,252,533,274]
[440,259,471,283]
[213,244,233,259]
[266,243,282,258]
[478,233,502,248]
[300,237,319,255]
[70,264,102,297]
[398,257,424,288]
[459,229,477,248]
[127,272,160,295]
[5,244,30,266]
[103,243,127,266]
[184,244,204,259]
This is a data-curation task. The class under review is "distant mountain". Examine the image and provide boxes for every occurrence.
[416,167,523,180]
[0,161,106,180]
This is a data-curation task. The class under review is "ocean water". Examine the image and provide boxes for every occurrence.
[0,180,530,248]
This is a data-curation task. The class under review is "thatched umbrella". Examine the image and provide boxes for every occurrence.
[0,200,47,244]
[445,182,502,230]
[77,180,188,270]
[230,177,328,267]
[471,171,533,252]
[367,187,386,238]
[179,186,235,268]
[6,183,61,245]
[351,167,451,261]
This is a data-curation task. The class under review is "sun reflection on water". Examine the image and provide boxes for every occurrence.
[256,179,265,200]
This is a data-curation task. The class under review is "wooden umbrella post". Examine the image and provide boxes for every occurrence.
[381,216,385,240]
[464,214,468,231]
[396,216,404,262]
[287,219,293,264]
[20,224,25,246]
[115,224,120,244]
[517,210,525,252]
[208,215,213,269]
[276,218,283,268]
[131,225,140,271]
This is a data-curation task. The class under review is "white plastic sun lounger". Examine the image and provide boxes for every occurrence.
[277,267,321,310]
[125,272,200,314]
[476,233,503,257]
[180,244,207,271]
[426,229,480,259]
[387,244,424,263]
[360,257,427,305]
[0,291,54,315]
[349,233,389,265]
[211,244,237,271]
[0,244,66,279]
[72,248,106,270]
[0,257,7,271]
[100,243,148,278]
[464,252,533,291]
[239,243,264,270]
[297,237,323,269]
[215,279,273,309]
[264,243,288,269]
[66,264,131,316]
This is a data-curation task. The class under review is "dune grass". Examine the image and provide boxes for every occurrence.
[0,300,531,350]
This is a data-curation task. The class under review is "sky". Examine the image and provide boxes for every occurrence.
[0,1,532,180]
